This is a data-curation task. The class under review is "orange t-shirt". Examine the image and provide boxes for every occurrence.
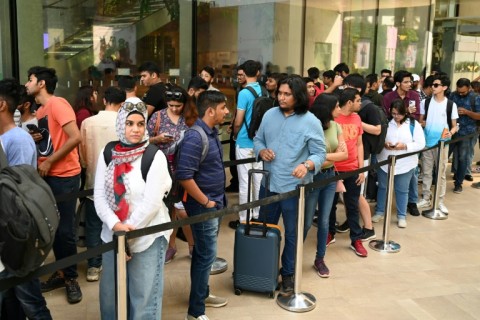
[36,96,81,177]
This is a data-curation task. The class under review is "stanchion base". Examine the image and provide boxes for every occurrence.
[368,240,401,253]
[422,209,448,220]
[210,257,228,275]
[276,292,316,313]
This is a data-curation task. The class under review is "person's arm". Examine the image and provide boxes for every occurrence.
[38,120,81,177]
[233,109,245,137]
[458,107,480,120]
[362,123,381,135]
[179,179,216,209]
[324,132,348,166]
[79,122,87,168]
[146,105,155,117]
[254,110,269,161]
[303,120,326,175]
[323,75,343,94]
[356,135,365,185]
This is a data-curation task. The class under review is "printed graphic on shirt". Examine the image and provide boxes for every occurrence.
[342,123,360,142]
[37,116,54,156]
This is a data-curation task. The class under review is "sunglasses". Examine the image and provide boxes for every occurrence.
[432,83,443,88]
[166,91,183,101]
[123,101,147,113]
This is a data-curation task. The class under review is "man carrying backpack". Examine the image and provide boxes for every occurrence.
[231,60,265,229]
[0,78,52,319]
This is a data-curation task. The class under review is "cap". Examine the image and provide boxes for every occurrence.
[412,74,420,82]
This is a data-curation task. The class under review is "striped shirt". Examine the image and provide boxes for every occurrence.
[176,119,226,207]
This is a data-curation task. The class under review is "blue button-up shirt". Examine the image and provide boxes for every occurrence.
[449,91,480,136]
[254,107,326,193]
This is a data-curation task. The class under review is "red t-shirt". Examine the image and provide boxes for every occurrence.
[334,113,363,172]
[36,96,81,177]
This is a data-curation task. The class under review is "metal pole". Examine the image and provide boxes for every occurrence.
[369,155,401,253]
[362,155,372,198]
[277,185,316,312]
[114,232,128,320]
[422,140,448,220]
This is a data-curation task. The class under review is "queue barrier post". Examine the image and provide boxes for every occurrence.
[422,140,448,220]
[114,231,128,320]
[277,184,316,312]
[369,155,401,253]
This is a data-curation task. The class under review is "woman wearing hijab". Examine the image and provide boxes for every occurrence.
[94,97,172,319]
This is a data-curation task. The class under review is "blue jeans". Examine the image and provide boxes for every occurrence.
[84,198,103,268]
[184,204,220,318]
[408,164,419,204]
[453,134,477,186]
[328,174,363,241]
[0,271,52,319]
[376,168,414,219]
[44,174,80,279]
[259,184,317,276]
[100,236,167,320]
[304,168,336,259]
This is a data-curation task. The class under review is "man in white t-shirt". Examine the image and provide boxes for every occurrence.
[418,75,458,214]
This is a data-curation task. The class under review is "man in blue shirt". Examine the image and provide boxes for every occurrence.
[232,60,264,228]
[254,75,326,295]
[176,91,229,320]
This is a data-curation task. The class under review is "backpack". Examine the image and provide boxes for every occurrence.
[424,97,454,130]
[243,86,274,139]
[361,100,388,154]
[103,125,209,205]
[0,144,59,277]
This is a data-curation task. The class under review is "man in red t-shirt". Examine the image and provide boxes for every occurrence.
[25,66,83,304]
[329,88,368,258]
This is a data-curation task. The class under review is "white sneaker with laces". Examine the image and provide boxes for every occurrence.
[186,315,209,320]
[438,202,449,214]
[371,214,384,223]
[417,198,431,209]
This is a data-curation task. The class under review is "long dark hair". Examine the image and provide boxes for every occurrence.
[275,75,309,115]
[310,93,338,130]
[74,85,96,113]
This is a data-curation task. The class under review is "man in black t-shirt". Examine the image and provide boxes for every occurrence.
[138,61,167,118]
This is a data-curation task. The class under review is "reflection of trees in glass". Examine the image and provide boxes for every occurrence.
[341,16,375,73]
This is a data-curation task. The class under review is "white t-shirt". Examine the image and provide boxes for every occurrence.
[420,97,458,147]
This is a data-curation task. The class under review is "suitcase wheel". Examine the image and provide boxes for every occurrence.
[268,291,275,299]
[234,288,242,296]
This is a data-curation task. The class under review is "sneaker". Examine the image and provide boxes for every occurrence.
[398,219,407,228]
[473,182,480,189]
[465,174,474,182]
[228,220,240,230]
[65,278,82,304]
[371,214,384,223]
[279,275,294,296]
[407,203,420,216]
[336,220,349,233]
[326,233,335,247]
[186,315,210,320]
[204,294,228,308]
[350,240,368,257]
[417,198,431,209]
[41,271,65,293]
[438,202,449,214]
[453,185,463,194]
[86,266,102,282]
[165,247,177,264]
[313,258,330,278]
[361,227,376,242]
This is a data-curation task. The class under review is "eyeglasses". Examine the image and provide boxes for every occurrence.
[168,103,183,109]
[123,101,147,113]
[432,83,443,88]
[391,112,405,117]
[165,91,183,101]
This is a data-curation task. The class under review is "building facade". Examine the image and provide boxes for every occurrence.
[1,0,479,104]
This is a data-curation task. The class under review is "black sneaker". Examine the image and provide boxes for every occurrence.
[464,175,474,182]
[407,202,420,216]
[453,185,463,194]
[279,275,294,296]
[228,220,240,230]
[361,227,376,242]
[65,278,83,304]
[41,271,65,293]
[336,220,349,233]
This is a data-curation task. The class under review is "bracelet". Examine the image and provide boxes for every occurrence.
[203,198,210,207]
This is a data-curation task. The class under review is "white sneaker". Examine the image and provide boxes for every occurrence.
[204,294,228,308]
[417,198,431,209]
[438,202,449,214]
[398,219,407,228]
[186,315,209,320]
[86,266,102,282]
[371,214,384,223]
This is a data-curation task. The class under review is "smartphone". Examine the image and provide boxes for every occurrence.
[164,134,174,139]
[26,124,40,133]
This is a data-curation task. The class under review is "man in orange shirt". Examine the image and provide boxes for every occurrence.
[25,66,83,304]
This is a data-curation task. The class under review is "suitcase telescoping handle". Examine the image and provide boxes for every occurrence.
[245,169,270,237]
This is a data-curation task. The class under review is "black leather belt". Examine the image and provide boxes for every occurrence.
[321,167,334,173]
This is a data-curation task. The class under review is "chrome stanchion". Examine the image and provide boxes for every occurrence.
[369,155,401,253]
[277,185,316,312]
[114,232,128,320]
[422,140,448,220]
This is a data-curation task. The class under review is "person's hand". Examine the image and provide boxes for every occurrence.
[333,75,343,87]
[38,159,52,177]
[393,142,407,151]
[458,107,468,116]
[205,200,217,209]
[30,132,43,142]
[154,133,174,144]
[385,142,396,150]
[112,222,136,261]
[408,105,416,114]
[259,149,275,162]
[292,163,308,179]
[226,124,232,134]
[356,172,365,185]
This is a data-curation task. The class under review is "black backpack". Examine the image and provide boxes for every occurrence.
[361,100,388,154]
[0,144,59,277]
[424,97,454,130]
[243,86,274,139]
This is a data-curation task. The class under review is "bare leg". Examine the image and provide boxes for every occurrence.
[359,195,373,229]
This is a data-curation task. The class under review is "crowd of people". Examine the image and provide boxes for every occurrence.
[0,59,479,320]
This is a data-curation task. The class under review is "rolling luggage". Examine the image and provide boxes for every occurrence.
[233,169,281,298]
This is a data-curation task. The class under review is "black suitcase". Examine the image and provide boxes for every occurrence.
[233,169,281,298]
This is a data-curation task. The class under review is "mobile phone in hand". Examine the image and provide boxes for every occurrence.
[26,124,40,133]
[164,134,174,139]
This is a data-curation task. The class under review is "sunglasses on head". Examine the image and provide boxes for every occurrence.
[166,91,183,101]
[432,83,443,88]
[123,101,147,113]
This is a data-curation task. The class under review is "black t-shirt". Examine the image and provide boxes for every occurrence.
[142,82,167,116]
[358,99,381,160]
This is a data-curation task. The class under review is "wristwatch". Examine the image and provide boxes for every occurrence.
[303,161,311,171]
